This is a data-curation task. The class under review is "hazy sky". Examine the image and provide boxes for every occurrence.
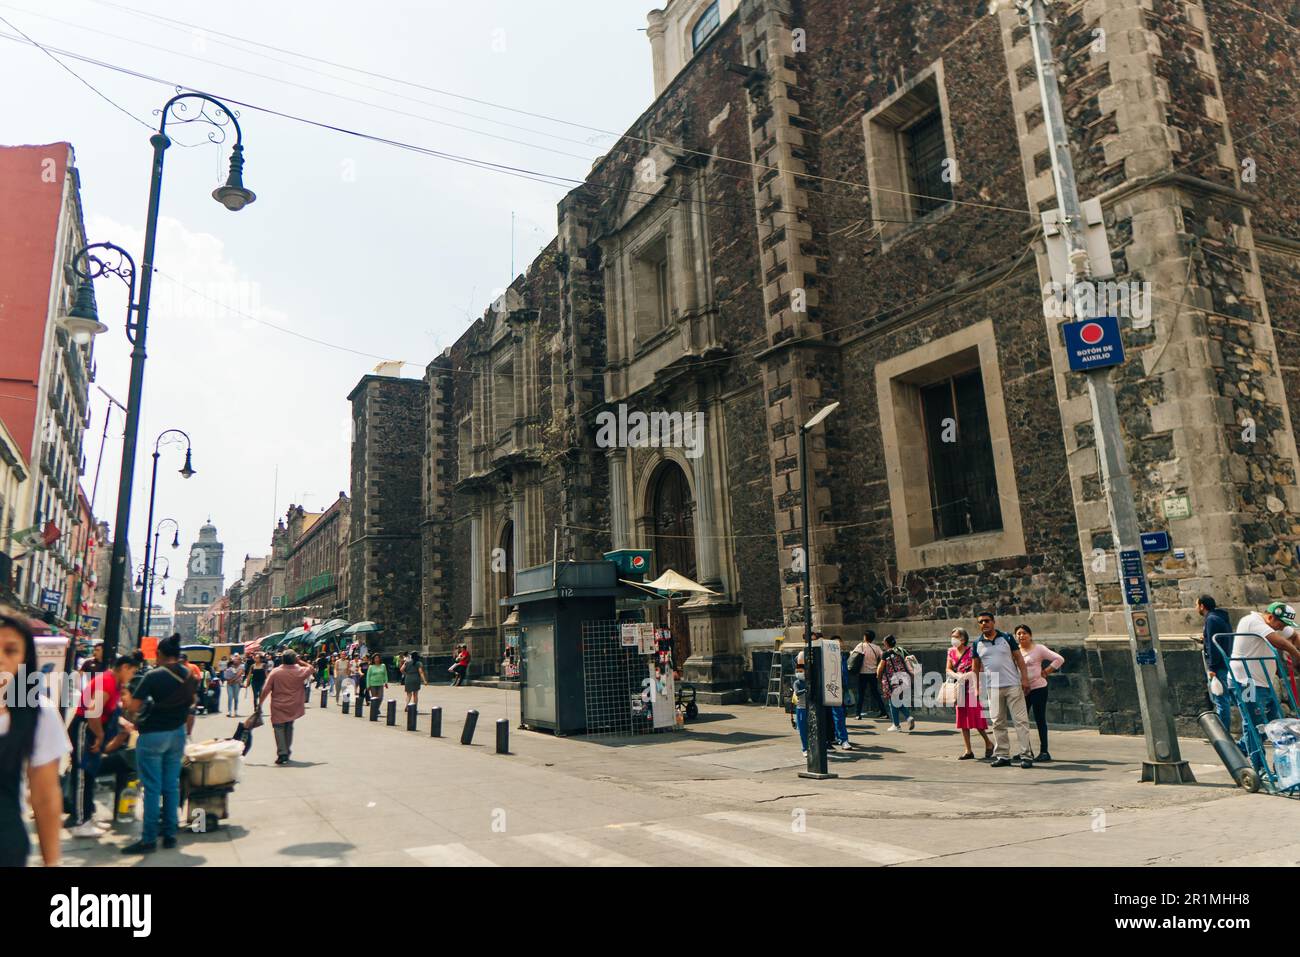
[0,0,656,605]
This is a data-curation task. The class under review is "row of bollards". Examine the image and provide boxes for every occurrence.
[331,693,507,753]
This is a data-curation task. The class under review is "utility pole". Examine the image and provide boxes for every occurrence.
[1021,0,1193,782]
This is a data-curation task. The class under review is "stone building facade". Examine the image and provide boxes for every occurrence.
[282,494,351,622]
[348,375,425,651]
[240,525,288,641]
[349,0,1300,730]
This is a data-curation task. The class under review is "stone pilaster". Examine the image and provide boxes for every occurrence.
[608,449,630,549]
[738,0,840,641]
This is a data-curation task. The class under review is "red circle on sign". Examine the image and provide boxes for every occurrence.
[632,555,645,568]
[1080,322,1104,345]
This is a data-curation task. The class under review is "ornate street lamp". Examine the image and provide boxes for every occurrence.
[137,432,194,643]
[68,92,255,659]
[145,518,180,637]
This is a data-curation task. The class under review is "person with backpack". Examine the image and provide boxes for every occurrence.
[947,627,992,760]
[792,652,809,757]
[849,631,887,720]
[971,611,1034,769]
[876,635,915,732]
[122,634,197,855]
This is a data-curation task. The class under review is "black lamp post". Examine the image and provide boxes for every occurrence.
[145,517,179,637]
[70,93,254,660]
[797,401,839,780]
[137,431,194,643]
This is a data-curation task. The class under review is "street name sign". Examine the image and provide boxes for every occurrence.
[1140,531,1171,553]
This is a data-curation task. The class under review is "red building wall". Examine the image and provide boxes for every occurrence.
[0,142,71,463]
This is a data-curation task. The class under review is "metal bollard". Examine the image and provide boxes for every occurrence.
[369,698,380,722]
[321,689,329,709]
[495,717,509,754]
[354,695,364,717]
[460,709,479,745]
[406,703,417,731]
[430,706,442,738]
[386,700,397,726]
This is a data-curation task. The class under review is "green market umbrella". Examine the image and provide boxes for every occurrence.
[342,621,381,635]
[309,619,350,652]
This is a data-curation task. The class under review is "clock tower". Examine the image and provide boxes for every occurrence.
[174,519,225,640]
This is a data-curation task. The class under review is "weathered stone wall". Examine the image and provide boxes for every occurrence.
[348,375,426,651]
[348,0,1300,732]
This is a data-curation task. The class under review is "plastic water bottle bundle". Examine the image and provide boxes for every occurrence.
[1265,719,1300,790]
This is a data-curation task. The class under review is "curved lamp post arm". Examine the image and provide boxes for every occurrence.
[69,242,139,343]
[156,92,256,211]
[155,517,180,548]
[154,428,193,456]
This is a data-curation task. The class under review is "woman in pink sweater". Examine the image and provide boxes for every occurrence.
[1015,625,1065,762]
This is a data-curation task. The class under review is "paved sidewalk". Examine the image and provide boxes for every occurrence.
[51,684,1300,867]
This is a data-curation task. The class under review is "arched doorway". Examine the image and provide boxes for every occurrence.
[650,462,697,669]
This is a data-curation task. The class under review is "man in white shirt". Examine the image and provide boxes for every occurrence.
[1232,602,1300,767]
[970,610,1034,768]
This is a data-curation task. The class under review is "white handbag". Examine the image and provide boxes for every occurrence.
[937,679,959,708]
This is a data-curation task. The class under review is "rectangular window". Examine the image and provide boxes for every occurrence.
[493,359,515,437]
[862,64,956,244]
[632,236,672,345]
[656,258,671,329]
[691,1,721,51]
[920,369,1003,539]
[906,110,953,219]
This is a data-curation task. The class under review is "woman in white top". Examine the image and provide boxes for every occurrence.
[0,606,71,866]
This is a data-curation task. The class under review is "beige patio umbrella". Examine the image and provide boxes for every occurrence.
[621,569,718,672]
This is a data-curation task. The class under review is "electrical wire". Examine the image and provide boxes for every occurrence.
[0,10,150,128]
[83,0,1035,217]
[0,27,1033,240]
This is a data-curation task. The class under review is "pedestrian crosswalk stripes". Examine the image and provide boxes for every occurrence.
[634,821,793,866]
[703,812,931,864]
[514,830,648,867]
[400,812,913,867]
[405,842,500,867]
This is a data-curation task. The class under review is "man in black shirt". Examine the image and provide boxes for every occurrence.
[122,635,196,856]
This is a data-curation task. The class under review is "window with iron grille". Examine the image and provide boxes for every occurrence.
[920,369,1003,539]
[862,64,956,244]
[906,110,953,219]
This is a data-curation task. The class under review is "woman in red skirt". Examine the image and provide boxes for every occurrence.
[947,627,993,760]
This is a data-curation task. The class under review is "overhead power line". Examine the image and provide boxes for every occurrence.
[0,10,150,128]
[75,0,1035,216]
